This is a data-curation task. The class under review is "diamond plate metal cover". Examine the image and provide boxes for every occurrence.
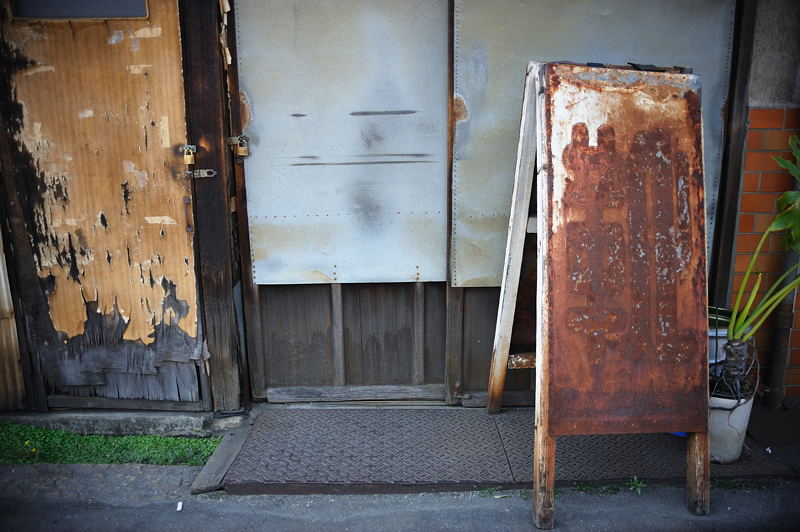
[225,408,512,493]
[224,408,792,493]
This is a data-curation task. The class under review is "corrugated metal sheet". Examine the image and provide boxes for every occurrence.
[235,0,449,284]
[452,0,735,287]
[536,63,708,435]
[0,236,24,410]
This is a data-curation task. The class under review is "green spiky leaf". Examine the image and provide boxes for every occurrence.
[777,190,800,212]
[774,155,800,180]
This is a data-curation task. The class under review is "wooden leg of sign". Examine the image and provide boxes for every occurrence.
[687,431,710,515]
[533,427,556,529]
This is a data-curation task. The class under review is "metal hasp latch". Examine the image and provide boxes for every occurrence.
[185,168,218,179]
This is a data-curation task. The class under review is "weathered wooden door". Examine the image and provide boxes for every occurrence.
[0,1,207,410]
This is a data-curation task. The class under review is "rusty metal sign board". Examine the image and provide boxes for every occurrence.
[451,0,735,287]
[535,63,708,435]
[235,0,448,284]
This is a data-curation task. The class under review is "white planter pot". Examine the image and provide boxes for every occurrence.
[708,328,727,365]
[709,395,754,463]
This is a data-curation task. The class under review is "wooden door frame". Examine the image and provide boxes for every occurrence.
[179,0,244,413]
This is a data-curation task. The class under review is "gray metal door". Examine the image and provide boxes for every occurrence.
[235,0,450,401]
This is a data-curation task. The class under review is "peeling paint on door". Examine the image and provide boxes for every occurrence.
[0,1,201,401]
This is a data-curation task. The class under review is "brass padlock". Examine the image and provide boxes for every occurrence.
[235,138,249,157]
[183,145,196,165]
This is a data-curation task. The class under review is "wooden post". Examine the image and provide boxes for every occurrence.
[687,431,711,515]
[179,0,241,411]
[225,2,259,409]
[487,66,538,413]
[533,428,556,529]
[533,61,554,529]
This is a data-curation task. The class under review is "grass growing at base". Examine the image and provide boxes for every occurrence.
[0,422,220,466]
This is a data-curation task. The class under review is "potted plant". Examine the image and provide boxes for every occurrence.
[708,305,732,372]
[710,135,800,462]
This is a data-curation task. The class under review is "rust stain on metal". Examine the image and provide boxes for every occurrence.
[508,353,536,369]
[539,64,707,436]
[453,94,468,122]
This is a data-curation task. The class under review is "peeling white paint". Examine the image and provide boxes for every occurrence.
[108,30,125,45]
[126,64,152,74]
[159,116,170,148]
[122,160,149,186]
[132,26,162,38]
[23,65,55,76]
[145,216,177,225]
[78,109,94,119]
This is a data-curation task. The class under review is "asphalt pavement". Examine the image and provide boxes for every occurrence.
[1,463,799,531]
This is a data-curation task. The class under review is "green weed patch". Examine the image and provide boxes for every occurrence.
[0,422,220,466]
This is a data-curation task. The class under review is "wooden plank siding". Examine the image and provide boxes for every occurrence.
[251,283,448,398]
[247,280,532,403]
[0,235,24,410]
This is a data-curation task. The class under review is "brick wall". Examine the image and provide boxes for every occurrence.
[733,108,800,398]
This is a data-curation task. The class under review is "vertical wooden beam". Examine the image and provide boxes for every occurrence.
[224,3,258,408]
[331,283,345,386]
[444,0,463,404]
[412,282,425,385]
[687,431,711,516]
[487,66,538,413]
[532,61,555,529]
[179,0,241,412]
[0,41,50,412]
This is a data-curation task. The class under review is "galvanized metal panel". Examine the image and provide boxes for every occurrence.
[235,0,448,284]
[452,0,735,287]
[536,63,708,435]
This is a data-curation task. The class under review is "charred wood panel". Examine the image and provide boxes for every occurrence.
[536,63,708,436]
[0,1,204,408]
[0,234,24,410]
